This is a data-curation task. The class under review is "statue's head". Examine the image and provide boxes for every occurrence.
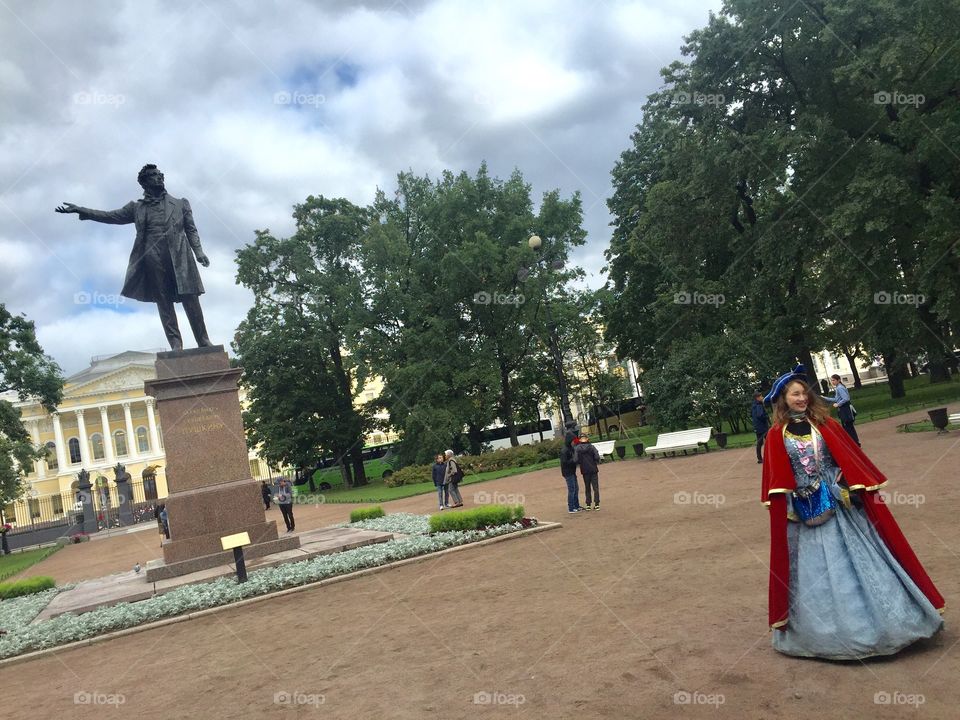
[137,164,165,192]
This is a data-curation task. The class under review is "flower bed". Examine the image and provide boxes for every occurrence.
[0,518,522,660]
[343,512,430,535]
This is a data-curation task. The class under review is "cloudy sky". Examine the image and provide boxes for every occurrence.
[1,0,721,376]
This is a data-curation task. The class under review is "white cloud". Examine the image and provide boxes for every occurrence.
[0,0,723,375]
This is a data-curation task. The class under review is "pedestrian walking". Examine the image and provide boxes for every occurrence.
[432,454,450,510]
[574,434,601,510]
[823,374,860,446]
[751,391,770,464]
[261,480,273,510]
[277,476,295,533]
[560,435,583,513]
[444,450,464,507]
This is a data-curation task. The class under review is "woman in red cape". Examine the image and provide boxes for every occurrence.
[762,367,944,659]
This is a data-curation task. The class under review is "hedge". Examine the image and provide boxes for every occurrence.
[428,504,525,533]
[349,506,386,523]
[0,576,56,600]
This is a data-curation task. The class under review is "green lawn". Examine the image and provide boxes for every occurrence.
[302,459,561,504]
[0,545,61,582]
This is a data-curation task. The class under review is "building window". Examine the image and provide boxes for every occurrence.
[143,476,158,500]
[45,441,58,471]
[137,427,150,453]
[68,437,82,464]
[91,433,105,461]
[114,430,128,457]
[28,498,41,519]
[52,495,64,516]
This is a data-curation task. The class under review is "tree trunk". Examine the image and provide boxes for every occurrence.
[843,347,862,389]
[918,308,951,383]
[339,461,353,489]
[499,361,519,447]
[799,347,820,392]
[350,447,368,486]
[883,351,907,398]
[467,423,483,456]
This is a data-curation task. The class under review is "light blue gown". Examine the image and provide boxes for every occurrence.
[771,427,943,659]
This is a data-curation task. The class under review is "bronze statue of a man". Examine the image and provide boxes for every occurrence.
[56,164,213,350]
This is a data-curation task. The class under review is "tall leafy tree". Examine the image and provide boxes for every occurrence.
[0,305,63,507]
[235,197,371,486]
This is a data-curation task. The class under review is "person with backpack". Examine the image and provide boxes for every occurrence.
[444,449,464,508]
[560,435,584,513]
[574,434,601,510]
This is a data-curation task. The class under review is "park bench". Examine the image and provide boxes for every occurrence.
[949,412,960,425]
[593,440,616,461]
[646,427,713,458]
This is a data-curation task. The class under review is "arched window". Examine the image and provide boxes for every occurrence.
[45,441,58,471]
[136,426,150,453]
[68,437,81,464]
[91,433,105,460]
[114,430,128,457]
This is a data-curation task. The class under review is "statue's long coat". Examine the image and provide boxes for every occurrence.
[78,195,205,302]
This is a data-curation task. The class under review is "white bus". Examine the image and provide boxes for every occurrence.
[481,418,555,451]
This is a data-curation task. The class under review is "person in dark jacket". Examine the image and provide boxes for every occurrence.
[432,454,449,510]
[574,434,601,510]
[277,477,295,533]
[751,391,770,464]
[560,438,584,513]
[261,481,273,510]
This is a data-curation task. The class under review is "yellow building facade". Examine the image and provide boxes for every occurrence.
[4,351,172,525]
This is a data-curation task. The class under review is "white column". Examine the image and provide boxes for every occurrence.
[27,420,45,479]
[99,405,116,465]
[75,409,91,467]
[122,402,138,459]
[51,412,68,471]
[145,398,160,454]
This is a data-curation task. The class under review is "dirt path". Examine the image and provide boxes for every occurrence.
[2,411,958,719]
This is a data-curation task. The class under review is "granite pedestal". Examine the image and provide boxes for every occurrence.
[144,346,299,582]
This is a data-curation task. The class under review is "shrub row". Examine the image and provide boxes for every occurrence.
[428,504,525,533]
[349,506,386,523]
[0,576,56,600]
[384,439,564,488]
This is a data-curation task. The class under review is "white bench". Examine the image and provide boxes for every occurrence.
[949,412,960,425]
[646,427,713,458]
[593,440,616,462]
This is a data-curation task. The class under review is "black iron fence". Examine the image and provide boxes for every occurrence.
[1,480,161,536]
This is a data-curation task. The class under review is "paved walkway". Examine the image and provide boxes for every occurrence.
[33,526,394,621]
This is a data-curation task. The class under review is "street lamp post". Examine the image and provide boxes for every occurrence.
[526,235,575,427]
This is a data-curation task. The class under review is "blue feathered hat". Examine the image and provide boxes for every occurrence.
[763,364,807,405]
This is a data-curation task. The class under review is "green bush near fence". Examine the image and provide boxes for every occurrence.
[349,506,386,523]
[0,576,56,600]
[428,504,525,533]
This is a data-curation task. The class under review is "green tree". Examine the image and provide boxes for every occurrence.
[0,305,63,507]
[234,197,371,487]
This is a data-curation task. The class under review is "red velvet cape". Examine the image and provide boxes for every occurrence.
[762,418,944,629]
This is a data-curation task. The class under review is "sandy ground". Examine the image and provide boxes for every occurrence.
[2,411,958,719]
